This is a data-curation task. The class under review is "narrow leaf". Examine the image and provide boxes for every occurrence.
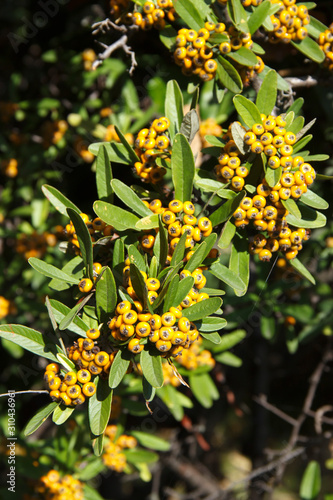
[183,297,222,321]
[140,349,164,388]
[96,267,117,323]
[210,191,245,227]
[290,258,316,285]
[24,402,58,436]
[0,324,59,362]
[94,201,139,232]
[233,95,262,128]
[111,179,152,217]
[291,37,325,63]
[88,378,112,435]
[217,55,243,94]
[109,349,131,389]
[300,190,329,210]
[42,185,80,216]
[29,257,79,284]
[256,69,277,115]
[171,133,195,203]
[180,109,200,144]
[96,145,113,202]
[165,80,184,140]
[248,0,271,34]
[67,208,94,281]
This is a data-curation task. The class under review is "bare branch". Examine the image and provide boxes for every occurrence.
[0,390,49,398]
[284,76,318,88]
[253,394,298,426]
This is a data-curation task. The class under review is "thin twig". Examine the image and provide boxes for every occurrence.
[0,390,49,398]
[253,394,298,426]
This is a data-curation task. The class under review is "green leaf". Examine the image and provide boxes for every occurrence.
[183,297,222,321]
[84,484,106,500]
[96,267,117,323]
[96,145,113,202]
[49,299,89,336]
[196,317,227,332]
[163,274,180,313]
[59,294,93,331]
[93,201,139,231]
[128,244,146,273]
[67,208,94,281]
[300,461,321,500]
[256,69,277,115]
[214,329,246,351]
[200,332,222,344]
[143,376,156,402]
[248,0,271,34]
[300,190,329,210]
[184,241,207,273]
[180,109,200,144]
[228,47,258,67]
[92,434,104,457]
[156,216,169,271]
[293,134,313,154]
[135,214,159,231]
[0,324,59,361]
[290,258,316,285]
[109,349,131,389]
[215,351,242,366]
[172,276,195,308]
[265,165,282,188]
[130,431,171,451]
[111,179,152,218]
[159,25,177,49]
[171,133,195,203]
[41,184,80,216]
[149,256,158,279]
[281,198,302,219]
[56,353,75,371]
[210,191,245,227]
[296,118,316,142]
[49,256,85,291]
[88,378,112,436]
[231,121,247,155]
[173,0,205,32]
[307,16,328,39]
[140,349,164,388]
[260,315,276,340]
[130,263,149,311]
[288,116,304,135]
[89,141,133,165]
[258,64,290,91]
[28,257,79,284]
[170,232,187,267]
[218,220,236,249]
[287,97,304,115]
[217,55,243,94]
[291,37,325,63]
[286,204,326,229]
[52,405,75,425]
[229,235,249,296]
[114,125,140,163]
[210,261,248,292]
[24,402,58,436]
[123,448,158,464]
[228,0,250,33]
[233,95,262,128]
[189,372,219,408]
[165,80,184,140]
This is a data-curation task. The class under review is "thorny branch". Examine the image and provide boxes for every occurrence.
[91,18,138,75]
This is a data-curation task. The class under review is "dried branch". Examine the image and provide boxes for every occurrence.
[91,18,139,75]
[253,394,298,426]
[284,76,318,88]
[0,390,49,398]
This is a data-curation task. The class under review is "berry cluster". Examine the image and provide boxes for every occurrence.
[173,24,258,82]
[233,183,310,261]
[133,117,170,184]
[241,0,263,6]
[32,470,83,500]
[318,24,333,71]
[68,328,118,377]
[0,296,16,320]
[108,299,199,356]
[199,118,223,149]
[244,115,297,161]
[268,0,310,44]
[16,230,57,260]
[142,199,213,261]
[44,361,97,407]
[65,212,113,257]
[1,158,18,178]
[215,122,249,191]
[42,120,68,149]
[127,0,176,30]
[104,124,134,145]
[82,48,97,71]
[73,136,95,163]
[103,425,137,472]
